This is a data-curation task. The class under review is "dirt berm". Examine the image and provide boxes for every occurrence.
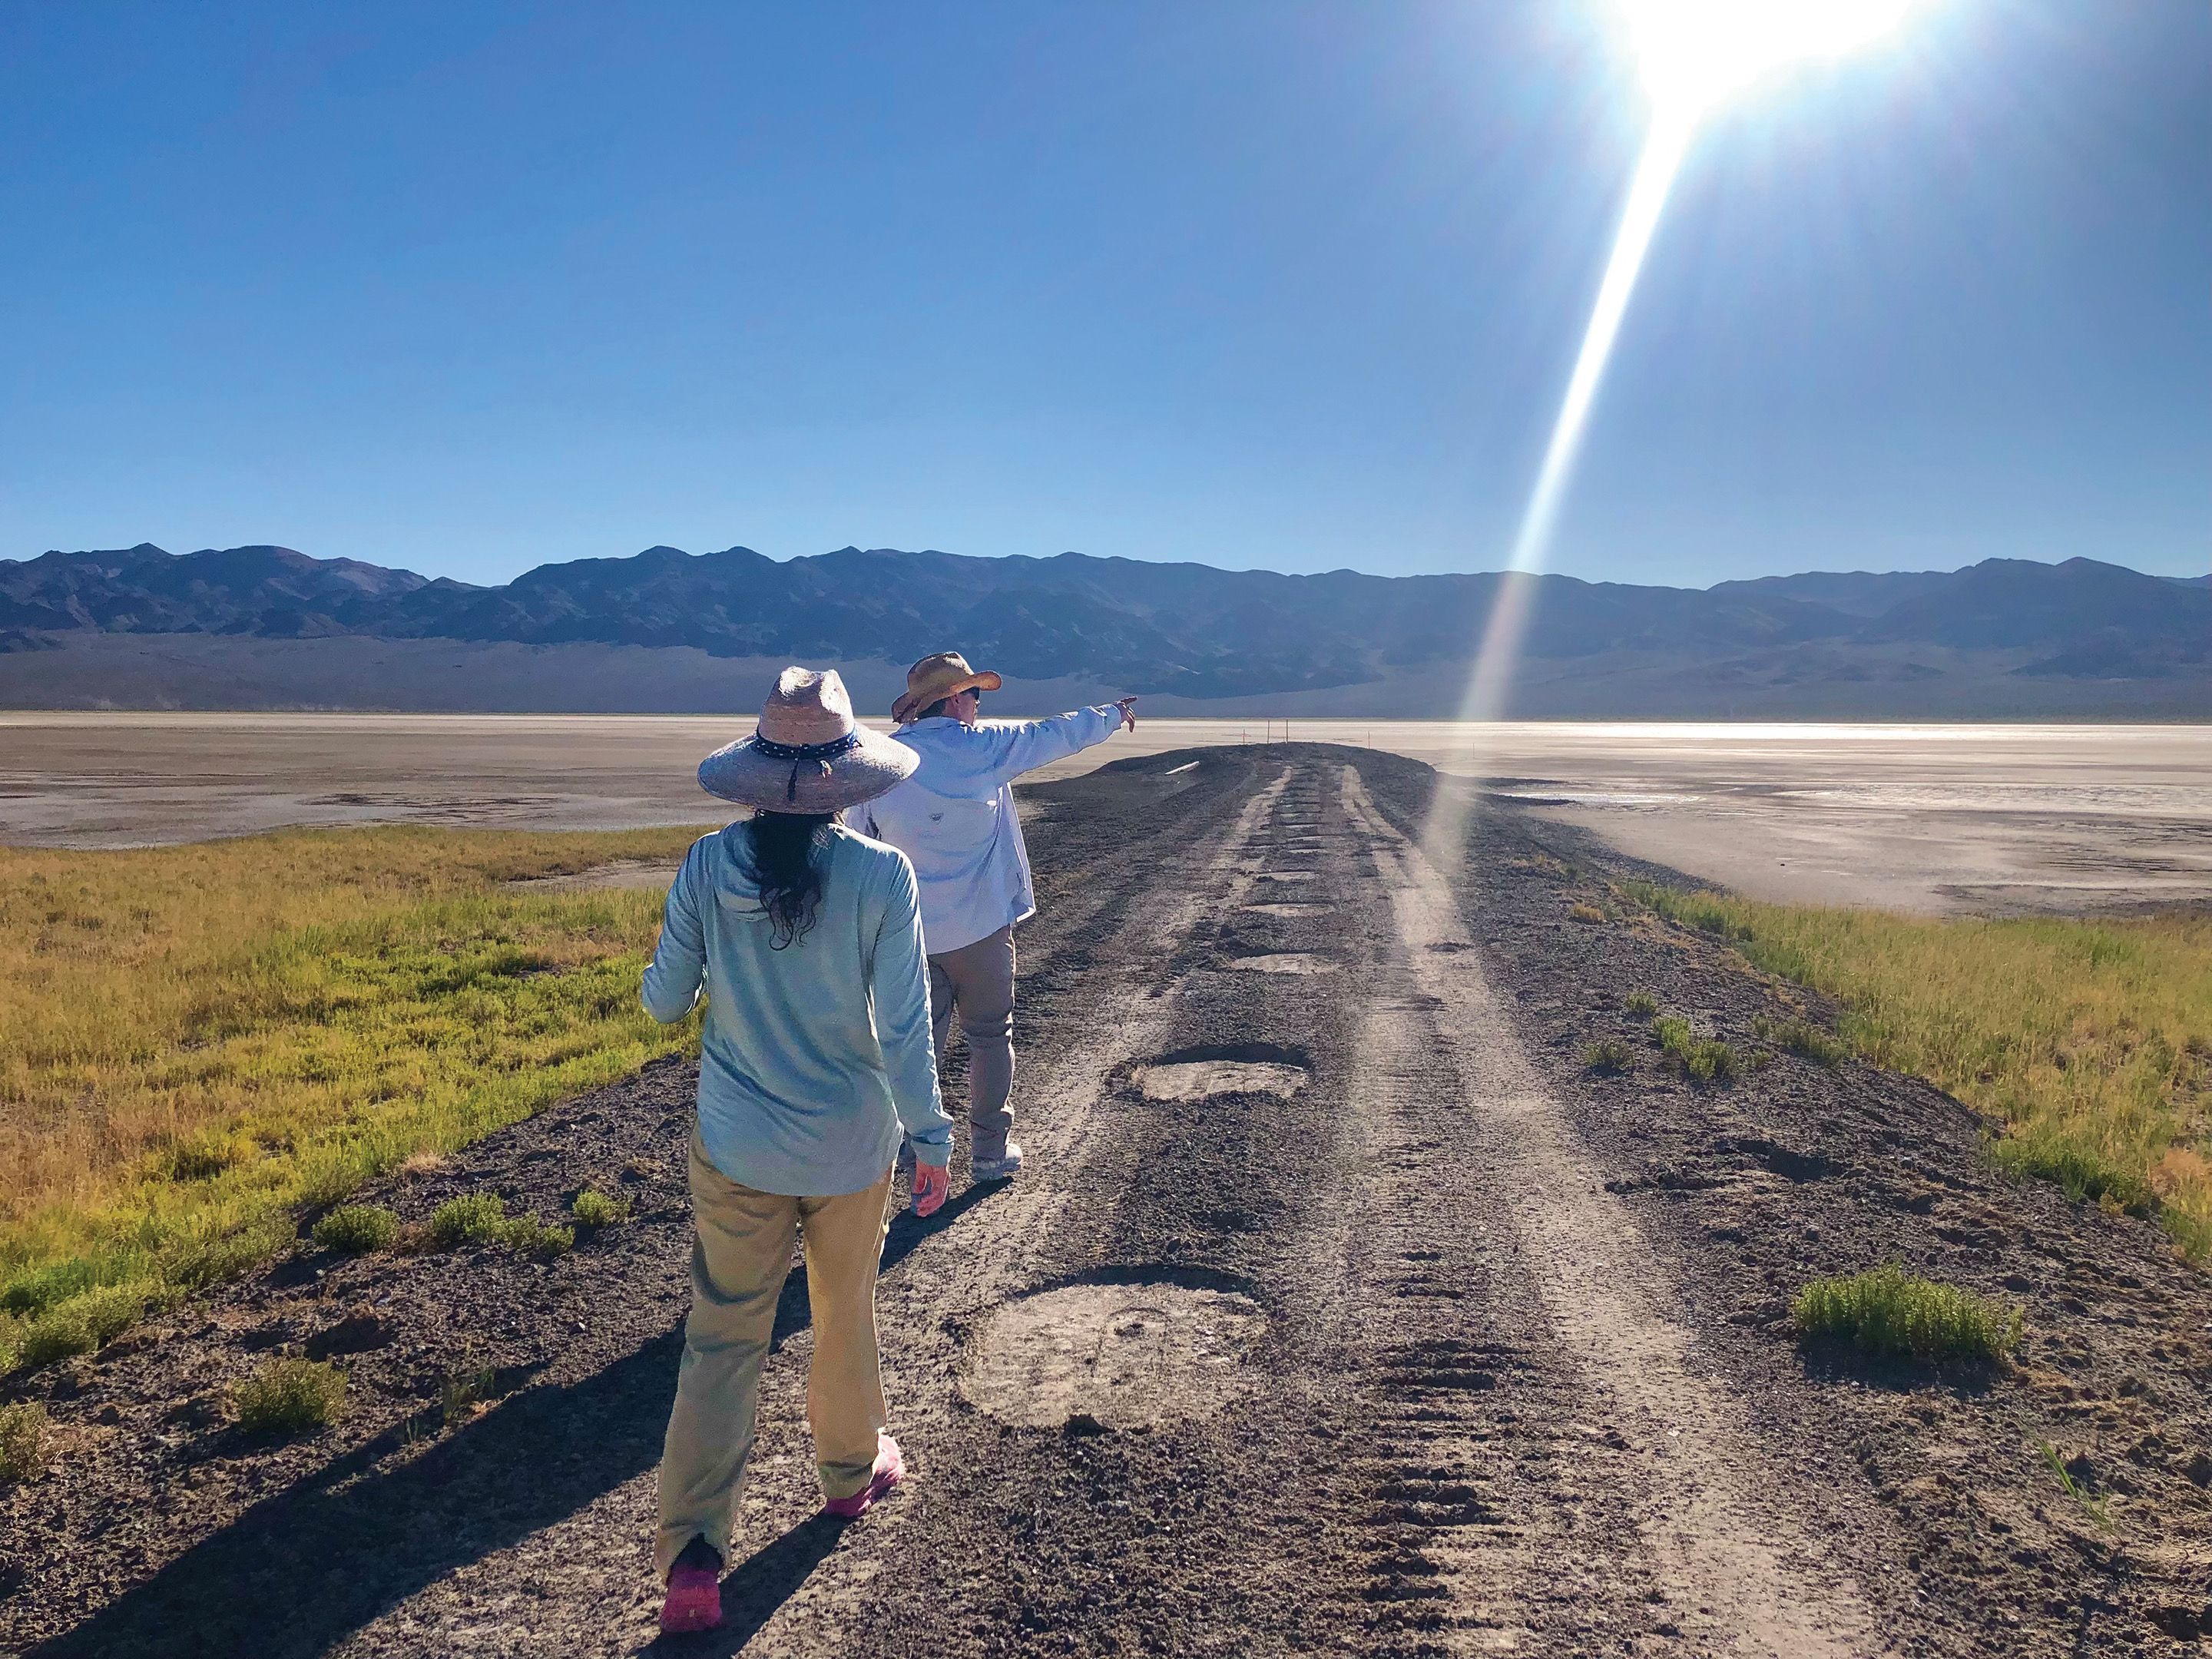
[5,745,2211,1657]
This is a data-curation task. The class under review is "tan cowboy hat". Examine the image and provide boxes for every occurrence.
[697,667,918,813]
[891,651,1004,725]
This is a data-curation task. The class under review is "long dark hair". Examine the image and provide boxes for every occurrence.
[741,810,833,949]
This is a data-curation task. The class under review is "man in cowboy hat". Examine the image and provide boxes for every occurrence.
[861,651,1136,1182]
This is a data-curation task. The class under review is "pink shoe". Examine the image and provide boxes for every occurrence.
[823,1434,905,1520]
[659,1562,722,1634]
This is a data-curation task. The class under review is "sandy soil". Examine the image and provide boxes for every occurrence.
[6,745,2210,1657]
[7,714,2212,916]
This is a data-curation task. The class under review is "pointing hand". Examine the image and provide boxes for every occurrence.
[1114,697,1137,732]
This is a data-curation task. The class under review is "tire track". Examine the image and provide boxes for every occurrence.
[1339,764,1880,1658]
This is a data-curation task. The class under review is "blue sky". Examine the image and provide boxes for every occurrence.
[2,2,2205,588]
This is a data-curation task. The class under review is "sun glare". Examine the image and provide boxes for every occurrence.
[1625,0,1913,114]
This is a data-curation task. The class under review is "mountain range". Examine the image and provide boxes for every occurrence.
[5,541,2210,717]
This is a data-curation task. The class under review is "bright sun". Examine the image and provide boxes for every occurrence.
[1624,0,1913,114]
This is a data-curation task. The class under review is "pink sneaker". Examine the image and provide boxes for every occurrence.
[823,1434,906,1520]
[659,1561,722,1634]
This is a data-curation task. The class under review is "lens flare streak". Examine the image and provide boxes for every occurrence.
[1458,108,1695,725]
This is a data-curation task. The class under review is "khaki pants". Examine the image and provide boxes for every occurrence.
[654,1136,895,1581]
[928,925,1017,1161]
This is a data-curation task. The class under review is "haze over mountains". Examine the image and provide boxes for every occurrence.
[5,541,2209,718]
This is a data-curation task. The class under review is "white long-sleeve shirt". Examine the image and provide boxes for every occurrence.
[860,707,1124,955]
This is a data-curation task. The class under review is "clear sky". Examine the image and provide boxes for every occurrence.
[2,2,2205,588]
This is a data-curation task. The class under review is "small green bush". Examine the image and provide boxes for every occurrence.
[571,1189,631,1228]
[498,1215,575,1257]
[0,1402,48,1485]
[312,1205,400,1253]
[1991,1134,2155,1216]
[1793,1263,2020,1363]
[1582,1038,1636,1075]
[233,1357,346,1437]
[1684,1039,1739,1084]
[1650,1014,1694,1055]
[17,1282,154,1370]
[429,1193,508,1247]
[1624,989,1661,1017]
[1752,1015,1846,1067]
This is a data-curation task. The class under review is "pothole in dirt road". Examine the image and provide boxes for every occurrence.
[1227,952,1339,975]
[1132,1045,1310,1102]
[1252,870,1316,882]
[1244,901,1330,917]
[962,1276,1267,1431]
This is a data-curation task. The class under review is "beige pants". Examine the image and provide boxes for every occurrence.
[654,1136,895,1581]
[928,924,1018,1161]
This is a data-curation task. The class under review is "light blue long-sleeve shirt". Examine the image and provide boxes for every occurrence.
[860,706,1124,955]
[641,823,953,1194]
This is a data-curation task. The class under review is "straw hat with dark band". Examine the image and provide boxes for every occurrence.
[890,651,1003,725]
[698,667,917,813]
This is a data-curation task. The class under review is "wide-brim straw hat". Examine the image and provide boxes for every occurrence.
[698,667,918,813]
[891,650,1004,725]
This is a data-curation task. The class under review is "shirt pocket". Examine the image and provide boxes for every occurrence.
[910,793,998,863]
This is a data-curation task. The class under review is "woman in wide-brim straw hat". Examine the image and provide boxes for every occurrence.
[641,666,955,1636]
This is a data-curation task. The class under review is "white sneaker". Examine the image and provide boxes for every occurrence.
[970,1143,1024,1183]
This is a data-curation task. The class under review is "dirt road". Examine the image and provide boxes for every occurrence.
[7,746,2211,1657]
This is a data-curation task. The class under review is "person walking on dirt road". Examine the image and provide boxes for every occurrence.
[861,651,1136,1183]
[641,667,955,1637]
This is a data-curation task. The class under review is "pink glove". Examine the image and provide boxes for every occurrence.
[912,1161,949,1217]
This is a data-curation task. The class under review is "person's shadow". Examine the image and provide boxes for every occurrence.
[26,1180,1003,1658]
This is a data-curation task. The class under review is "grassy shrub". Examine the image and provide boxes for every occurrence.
[311,1204,400,1253]
[1624,879,2212,1261]
[429,1193,508,1247]
[1650,1015,1693,1055]
[0,1401,48,1485]
[233,1356,347,1437]
[442,1363,498,1429]
[1991,1134,2154,1216]
[1685,1039,1738,1084]
[571,1189,631,1228]
[1624,989,1661,1017]
[1793,1263,2021,1363]
[1582,1038,1637,1075]
[1568,902,1607,924]
[0,824,708,1353]
[15,1281,156,1371]
[1752,1015,1847,1067]
[498,1215,575,1257]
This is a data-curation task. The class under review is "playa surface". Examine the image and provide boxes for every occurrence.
[8,744,2208,1658]
[5,714,2210,914]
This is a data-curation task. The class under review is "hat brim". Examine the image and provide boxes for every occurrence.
[891,668,1004,725]
[697,727,919,813]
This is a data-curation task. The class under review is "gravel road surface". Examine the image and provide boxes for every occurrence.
[6,745,2210,1657]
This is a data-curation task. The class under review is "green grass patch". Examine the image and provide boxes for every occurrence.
[311,1204,400,1253]
[429,1193,508,1247]
[1752,1014,1847,1067]
[1793,1263,2021,1363]
[498,1214,575,1257]
[0,1401,47,1485]
[0,823,711,1369]
[571,1189,631,1228]
[233,1356,346,1438]
[1647,1014,1737,1085]
[1624,989,1661,1017]
[1623,879,2212,1263]
[1582,1038,1637,1075]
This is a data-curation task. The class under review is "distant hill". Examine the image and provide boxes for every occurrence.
[5,542,2210,716]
